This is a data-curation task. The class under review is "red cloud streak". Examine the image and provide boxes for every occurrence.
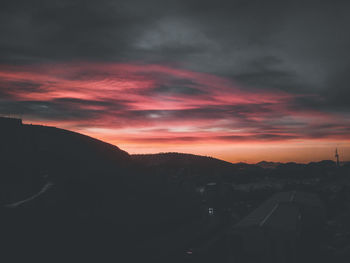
[0,62,349,163]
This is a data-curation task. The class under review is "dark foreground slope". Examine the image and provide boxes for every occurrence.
[0,119,206,262]
[2,118,350,263]
[1,119,135,262]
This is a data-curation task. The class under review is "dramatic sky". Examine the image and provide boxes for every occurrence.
[1,0,350,163]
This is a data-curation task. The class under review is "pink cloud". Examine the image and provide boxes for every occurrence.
[0,62,349,162]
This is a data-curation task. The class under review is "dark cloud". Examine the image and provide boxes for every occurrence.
[123,103,280,123]
[1,0,350,124]
[0,100,98,120]
[51,97,128,109]
[140,75,207,96]
[153,85,205,96]
[0,80,43,98]
[217,134,298,142]
[123,133,301,144]
[0,97,129,121]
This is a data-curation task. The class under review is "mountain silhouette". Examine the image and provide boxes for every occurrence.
[0,118,217,262]
[1,117,349,263]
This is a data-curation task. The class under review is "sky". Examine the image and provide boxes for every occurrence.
[1,0,350,163]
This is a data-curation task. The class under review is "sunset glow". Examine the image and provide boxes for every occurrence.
[0,62,349,163]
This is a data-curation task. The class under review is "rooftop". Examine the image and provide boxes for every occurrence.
[235,191,323,229]
[0,116,22,127]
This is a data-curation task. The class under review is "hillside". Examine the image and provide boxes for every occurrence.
[132,152,232,167]
[1,117,349,263]
[0,118,207,262]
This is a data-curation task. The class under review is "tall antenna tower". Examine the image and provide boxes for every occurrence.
[335,148,340,167]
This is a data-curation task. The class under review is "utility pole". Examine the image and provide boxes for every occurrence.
[335,148,340,168]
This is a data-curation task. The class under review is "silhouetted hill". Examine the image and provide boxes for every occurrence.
[132,152,264,183]
[1,117,131,206]
[256,161,282,169]
[132,152,233,172]
[1,117,348,263]
[0,118,207,262]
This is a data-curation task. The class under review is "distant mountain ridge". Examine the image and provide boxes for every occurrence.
[1,117,348,263]
[132,152,233,167]
[1,117,344,170]
[256,161,282,169]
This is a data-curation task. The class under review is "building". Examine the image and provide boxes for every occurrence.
[0,117,23,153]
[229,191,325,263]
[0,116,22,130]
